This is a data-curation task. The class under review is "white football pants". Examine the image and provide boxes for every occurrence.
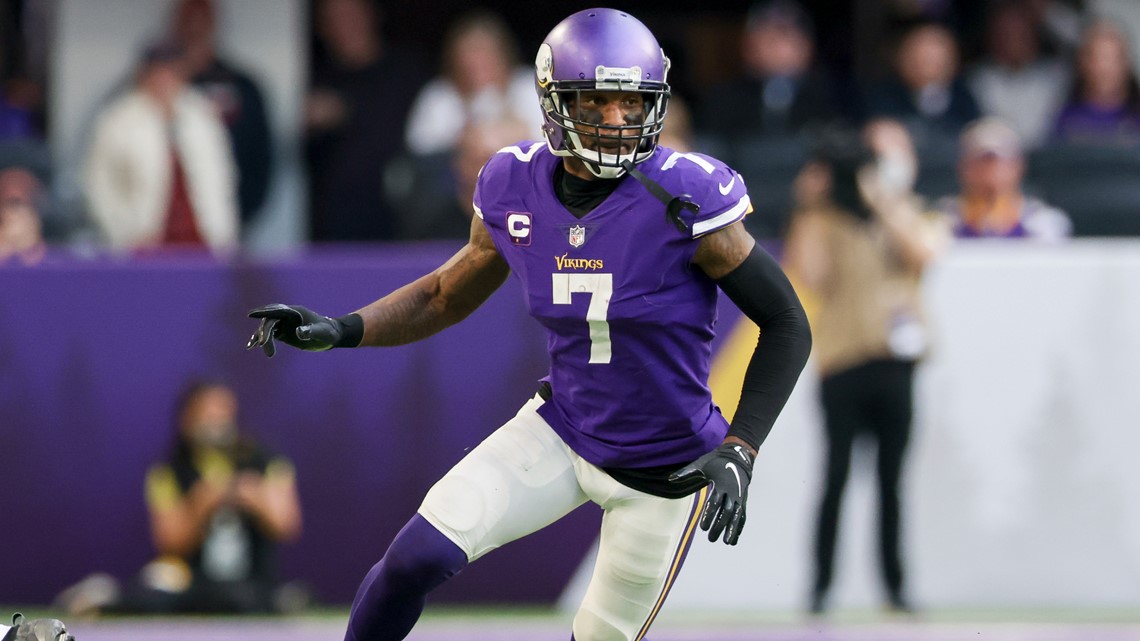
[419,395,707,641]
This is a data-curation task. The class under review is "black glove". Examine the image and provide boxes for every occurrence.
[668,442,754,545]
[246,303,362,357]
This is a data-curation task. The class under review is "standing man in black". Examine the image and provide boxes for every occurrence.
[304,0,428,242]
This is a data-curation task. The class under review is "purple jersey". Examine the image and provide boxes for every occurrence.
[474,143,752,468]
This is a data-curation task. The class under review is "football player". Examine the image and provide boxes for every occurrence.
[248,8,811,641]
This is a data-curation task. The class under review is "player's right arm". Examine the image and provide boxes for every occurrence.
[353,216,509,346]
[247,216,509,356]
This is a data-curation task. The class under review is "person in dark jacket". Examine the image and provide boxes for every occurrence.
[697,0,843,140]
[172,0,275,229]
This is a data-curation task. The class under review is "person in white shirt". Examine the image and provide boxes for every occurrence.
[966,2,1070,149]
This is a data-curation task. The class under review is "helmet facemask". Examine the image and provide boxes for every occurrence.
[542,81,669,179]
[536,33,672,179]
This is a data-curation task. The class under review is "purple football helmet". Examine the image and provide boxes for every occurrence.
[535,8,671,178]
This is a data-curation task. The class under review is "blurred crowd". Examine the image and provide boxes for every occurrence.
[1,0,1137,264]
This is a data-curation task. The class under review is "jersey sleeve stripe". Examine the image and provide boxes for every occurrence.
[472,203,484,219]
[692,194,751,237]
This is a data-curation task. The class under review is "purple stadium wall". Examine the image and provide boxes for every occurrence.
[0,244,741,606]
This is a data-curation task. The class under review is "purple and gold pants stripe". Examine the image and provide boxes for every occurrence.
[633,485,710,641]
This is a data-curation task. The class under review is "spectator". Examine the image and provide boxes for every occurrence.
[83,39,239,254]
[58,379,304,615]
[940,116,1072,240]
[404,10,541,157]
[1051,18,1140,145]
[171,0,274,228]
[966,1,1070,149]
[0,134,73,241]
[697,0,842,140]
[449,118,529,228]
[390,115,531,241]
[865,22,982,140]
[0,167,46,264]
[304,0,427,242]
[783,119,949,616]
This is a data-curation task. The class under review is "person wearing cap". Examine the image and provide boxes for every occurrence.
[83,37,239,254]
[938,117,1072,240]
[696,0,842,140]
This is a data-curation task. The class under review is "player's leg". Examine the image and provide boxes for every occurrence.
[811,365,864,611]
[345,395,589,641]
[870,360,915,608]
[343,514,467,641]
[569,465,709,641]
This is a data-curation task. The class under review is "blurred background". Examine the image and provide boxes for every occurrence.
[2,0,1139,638]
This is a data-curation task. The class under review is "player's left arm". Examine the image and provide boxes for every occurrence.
[693,220,812,453]
[671,220,812,545]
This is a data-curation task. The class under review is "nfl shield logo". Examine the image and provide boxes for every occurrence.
[568,225,586,247]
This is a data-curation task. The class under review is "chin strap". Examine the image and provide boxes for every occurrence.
[620,159,700,233]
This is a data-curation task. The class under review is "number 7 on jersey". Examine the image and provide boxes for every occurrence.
[552,273,613,364]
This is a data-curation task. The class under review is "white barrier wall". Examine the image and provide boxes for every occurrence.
[563,240,1140,612]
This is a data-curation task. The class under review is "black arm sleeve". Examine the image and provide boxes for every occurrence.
[715,243,813,451]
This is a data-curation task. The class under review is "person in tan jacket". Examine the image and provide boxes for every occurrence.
[783,119,949,615]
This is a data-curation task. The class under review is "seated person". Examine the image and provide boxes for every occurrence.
[58,379,303,615]
[938,117,1072,240]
